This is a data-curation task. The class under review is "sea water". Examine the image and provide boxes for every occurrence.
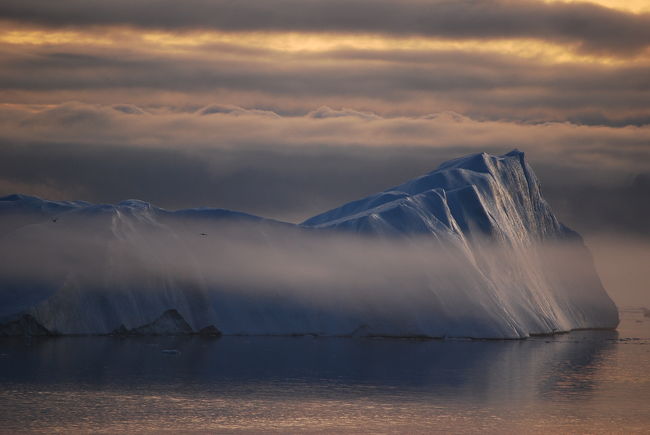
[0,309,648,433]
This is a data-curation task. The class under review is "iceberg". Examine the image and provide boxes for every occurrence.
[0,151,619,338]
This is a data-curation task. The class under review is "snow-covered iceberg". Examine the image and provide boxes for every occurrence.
[0,150,618,338]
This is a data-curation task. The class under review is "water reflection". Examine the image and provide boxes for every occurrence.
[0,319,647,434]
[0,330,618,396]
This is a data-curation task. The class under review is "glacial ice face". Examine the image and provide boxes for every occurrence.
[0,150,619,338]
[301,150,619,336]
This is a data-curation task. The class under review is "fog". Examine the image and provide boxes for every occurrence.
[585,235,650,309]
[0,204,621,337]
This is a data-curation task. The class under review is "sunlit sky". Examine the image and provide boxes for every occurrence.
[1,0,649,116]
[550,0,650,12]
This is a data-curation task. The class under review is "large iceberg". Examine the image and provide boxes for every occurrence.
[0,151,618,338]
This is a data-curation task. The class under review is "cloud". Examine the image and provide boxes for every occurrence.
[307,106,381,120]
[1,44,649,125]
[2,102,649,158]
[0,102,648,235]
[1,0,649,56]
[199,104,280,117]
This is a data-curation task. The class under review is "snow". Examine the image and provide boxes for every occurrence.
[0,150,619,338]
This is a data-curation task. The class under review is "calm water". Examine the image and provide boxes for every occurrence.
[0,310,649,434]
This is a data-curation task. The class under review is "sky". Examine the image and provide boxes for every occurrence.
[0,0,648,239]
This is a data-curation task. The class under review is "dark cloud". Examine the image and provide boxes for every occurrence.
[1,46,649,125]
[1,0,649,55]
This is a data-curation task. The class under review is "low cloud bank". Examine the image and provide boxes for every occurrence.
[0,103,648,236]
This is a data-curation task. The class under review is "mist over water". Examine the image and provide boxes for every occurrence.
[586,235,650,309]
[0,206,618,338]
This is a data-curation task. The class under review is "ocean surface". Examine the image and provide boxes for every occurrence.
[0,309,648,434]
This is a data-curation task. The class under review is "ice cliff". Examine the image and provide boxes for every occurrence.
[0,151,619,338]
